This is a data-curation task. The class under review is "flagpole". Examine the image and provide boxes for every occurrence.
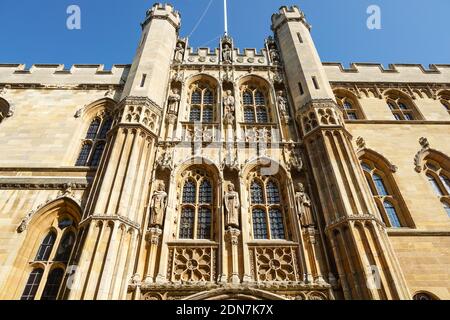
[224,0,228,36]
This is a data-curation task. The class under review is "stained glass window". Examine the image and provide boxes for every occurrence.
[35,232,56,262]
[189,107,201,122]
[243,92,253,105]
[256,107,269,123]
[202,107,213,122]
[203,90,214,105]
[244,107,255,123]
[255,91,265,105]
[21,269,44,300]
[266,181,280,204]
[191,91,202,105]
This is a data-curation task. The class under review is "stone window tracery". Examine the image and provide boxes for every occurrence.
[334,90,364,120]
[423,158,450,217]
[178,169,214,240]
[76,116,112,167]
[385,91,422,121]
[242,88,270,123]
[20,216,77,300]
[249,175,286,240]
[361,160,409,228]
[189,83,216,123]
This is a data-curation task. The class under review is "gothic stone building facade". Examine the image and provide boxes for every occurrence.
[0,4,449,301]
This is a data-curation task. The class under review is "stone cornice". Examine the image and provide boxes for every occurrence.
[387,229,450,237]
[0,83,124,91]
[0,177,90,190]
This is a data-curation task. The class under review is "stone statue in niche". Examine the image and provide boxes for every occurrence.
[174,42,185,63]
[295,183,315,227]
[168,88,181,114]
[223,90,235,115]
[222,44,233,64]
[224,183,240,228]
[150,181,168,227]
[270,48,280,64]
[277,91,288,117]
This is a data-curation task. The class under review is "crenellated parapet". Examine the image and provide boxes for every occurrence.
[271,5,311,32]
[0,63,130,86]
[182,47,271,67]
[142,3,181,30]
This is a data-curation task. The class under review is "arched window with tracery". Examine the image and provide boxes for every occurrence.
[361,158,411,228]
[385,91,423,121]
[20,215,78,300]
[249,174,287,240]
[334,90,365,120]
[178,168,214,240]
[423,158,450,217]
[242,88,270,123]
[76,115,112,167]
[189,82,216,123]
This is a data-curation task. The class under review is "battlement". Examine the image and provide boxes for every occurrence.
[323,62,450,83]
[183,46,269,66]
[271,5,311,31]
[142,3,181,30]
[0,64,130,86]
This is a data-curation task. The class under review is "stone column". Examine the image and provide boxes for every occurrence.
[144,227,163,284]
[226,227,241,284]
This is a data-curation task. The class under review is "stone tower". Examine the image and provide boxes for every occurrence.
[272,6,411,299]
[62,4,181,300]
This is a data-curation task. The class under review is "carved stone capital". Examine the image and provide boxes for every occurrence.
[146,227,163,246]
[226,227,241,246]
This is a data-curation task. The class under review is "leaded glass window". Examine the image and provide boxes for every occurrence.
[250,176,286,240]
[179,207,195,239]
[179,171,215,240]
[243,92,253,105]
[183,180,196,204]
[252,209,267,240]
[54,231,76,262]
[189,84,215,122]
[98,117,113,139]
[189,107,201,122]
[423,159,450,218]
[269,209,285,239]
[202,107,213,123]
[21,269,44,300]
[41,268,65,301]
[75,143,92,167]
[256,107,269,123]
[86,119,100,139]
[373,174,388,196]
[384,201,401,228]
[244,107,256,123]
[35,232,56,262]
[203,90,214,105]
[428,174,443,196]
[386,95,421,121]
[242,88,270,123]
[255,91,265,105]
[197,207,212,239]
[89,143,105,167]
[191,91,202,105]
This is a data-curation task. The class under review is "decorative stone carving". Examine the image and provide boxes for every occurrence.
[174,42,185,63]
[289,149,303,172]
[221,37,233,64]
[157,149,174,171]
[224,183,240,228]
[270,48,280,65]
[253,247,298,282]
[167,88,181,114]
[172,247,213,282]
[74,108,84,118]
[295,183,315,227]
[149,181,168,227]
[223,90,235,116]
[146,227,163,246]
[356,136,366,150]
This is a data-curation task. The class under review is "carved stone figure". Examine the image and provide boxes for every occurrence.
[150,181,168,227]
[222,44,232,64]
[295,183,315,227]
[168,88,181,114]
[224,183,240,228]
[223,90,235,115]
[270,48,280,64]
[277,91,288,116]
[174,42,185,63]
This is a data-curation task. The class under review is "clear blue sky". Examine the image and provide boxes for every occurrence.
[0,0,448,68]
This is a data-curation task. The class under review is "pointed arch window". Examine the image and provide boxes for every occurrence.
[41,268,65,300]
[335,91,365,120]
[423,158,450,218]
[20,216,78,300]
[385,92,422,121]
[189,84,216,123]
[178,170,214,240]
[250,176,287,240]
[20,269,44,300]
[76,115,112,167]
[361,160,411,228]
[35,231,56,261]
[242,88,270,123]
